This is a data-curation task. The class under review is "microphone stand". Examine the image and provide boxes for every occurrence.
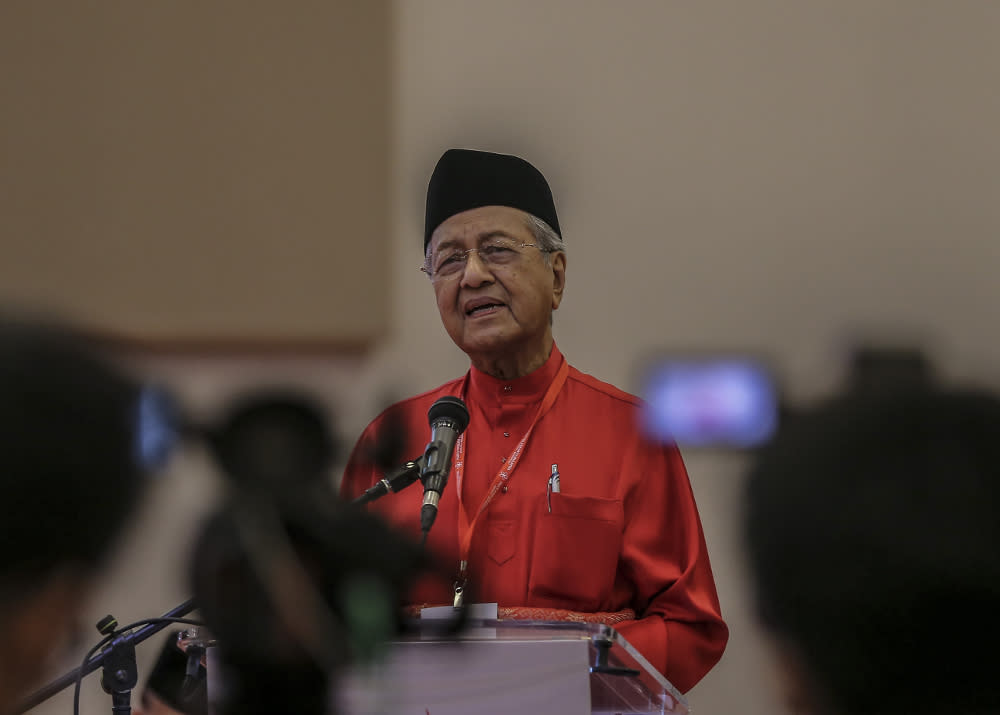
[351,456,424,506]
[14,599,198,715]
[100,617,137,715]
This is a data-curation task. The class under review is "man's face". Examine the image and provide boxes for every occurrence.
[427,206,566,365]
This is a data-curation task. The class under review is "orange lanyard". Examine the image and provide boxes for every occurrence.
[450,359,570,606]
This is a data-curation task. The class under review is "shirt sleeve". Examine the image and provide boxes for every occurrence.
[614,440,729,693]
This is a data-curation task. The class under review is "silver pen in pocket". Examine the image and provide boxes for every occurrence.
[546,463,561,512]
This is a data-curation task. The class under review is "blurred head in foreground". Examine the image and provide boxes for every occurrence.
[744,384,1000,715]
[0,315,146,712]
[190,392,438,715]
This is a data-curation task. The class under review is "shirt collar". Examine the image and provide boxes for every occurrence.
[466,343,565,406]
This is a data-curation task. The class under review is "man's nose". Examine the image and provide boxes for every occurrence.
[459,250,494,287]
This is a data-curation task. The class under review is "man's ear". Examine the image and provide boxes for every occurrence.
[550,251,566,310]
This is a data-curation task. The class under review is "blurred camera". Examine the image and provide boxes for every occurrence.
[639,356,780,449]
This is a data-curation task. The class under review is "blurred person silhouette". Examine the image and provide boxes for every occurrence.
[0,315,147,713]
[341,148,728,692]
[189,392,442,715]
[744,378,1000,715]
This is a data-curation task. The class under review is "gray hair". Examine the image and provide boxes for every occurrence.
[524,214,566,262]
[525,214,566,327]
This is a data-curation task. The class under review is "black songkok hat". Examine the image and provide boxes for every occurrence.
[424,149,561,249]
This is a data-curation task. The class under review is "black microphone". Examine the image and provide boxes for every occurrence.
[419,396,470,535]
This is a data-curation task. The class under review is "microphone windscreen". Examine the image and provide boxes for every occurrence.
[427,396,469,433]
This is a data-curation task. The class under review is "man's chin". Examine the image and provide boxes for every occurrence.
[457,329,517,356]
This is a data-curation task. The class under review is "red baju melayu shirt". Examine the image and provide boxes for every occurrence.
[339,344,728,692]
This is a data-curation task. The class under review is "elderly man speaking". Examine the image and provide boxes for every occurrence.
[340,149,727,692]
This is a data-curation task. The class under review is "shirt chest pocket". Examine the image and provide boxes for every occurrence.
[527,494,624,611]
[485,518,517,565]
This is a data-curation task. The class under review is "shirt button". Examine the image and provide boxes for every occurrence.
[503,432,510,438]
[500,456,506,463]
[503,385,512,392]
[501,485,509,493]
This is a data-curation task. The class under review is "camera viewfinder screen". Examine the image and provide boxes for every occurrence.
[640,359,778,448]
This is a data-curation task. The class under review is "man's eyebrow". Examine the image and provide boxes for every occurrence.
[433,230,517,252]
[478,230,517,243]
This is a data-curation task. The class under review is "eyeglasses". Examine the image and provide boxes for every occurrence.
[420,238,551,281]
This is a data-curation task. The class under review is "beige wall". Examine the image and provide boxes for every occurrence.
[20,2,1000,714]
[0,2,391,345]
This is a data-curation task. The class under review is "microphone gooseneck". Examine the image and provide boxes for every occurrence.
[352,456,425,506]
